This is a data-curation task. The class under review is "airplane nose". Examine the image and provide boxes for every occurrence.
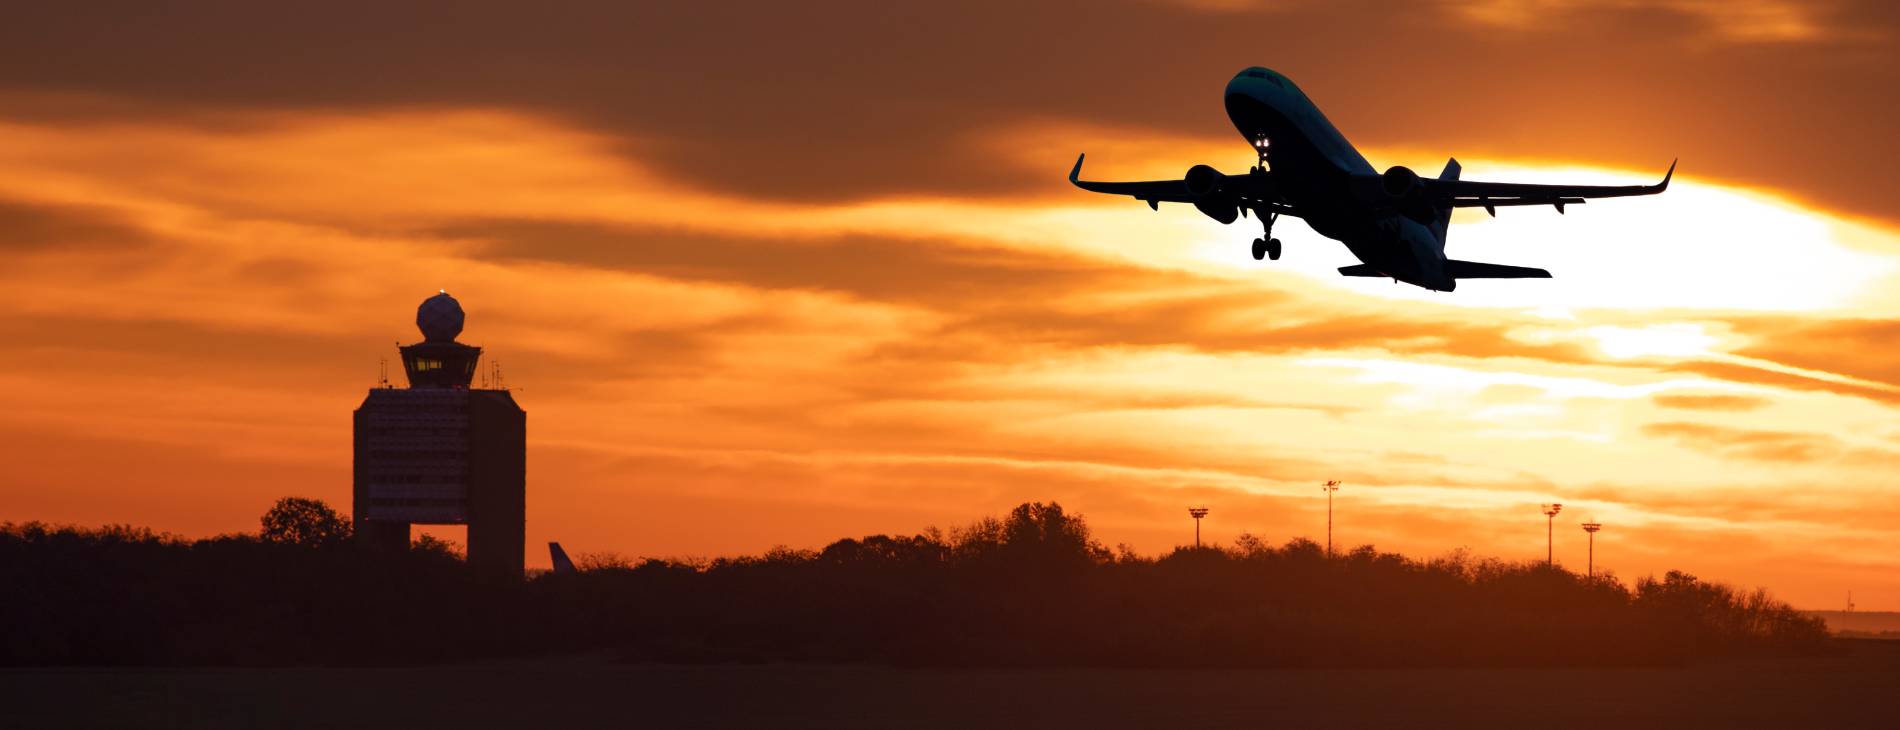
[1226,68,1283,99]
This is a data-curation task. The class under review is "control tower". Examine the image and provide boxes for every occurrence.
[353,291,525,577]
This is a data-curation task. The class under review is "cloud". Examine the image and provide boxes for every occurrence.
[1650,393,1770,411]
[1641,420,1840,462]
[0,198,156,251]
[443,219,1152,309]
[1451,0,1857,43]
[0,1,1896,224]
[1734,317,1900,389]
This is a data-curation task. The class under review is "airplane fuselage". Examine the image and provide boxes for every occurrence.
[1224,67,1455,291]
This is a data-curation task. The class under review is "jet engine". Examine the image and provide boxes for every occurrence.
[1185,164,1240,224]
[1185,164,1225,196]
[1380,165,1439,224]
[1381,165,1420,198]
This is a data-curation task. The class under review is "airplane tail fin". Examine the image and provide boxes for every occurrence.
[1443,259,1551,279]
[549,541,578,574]
[1431,158,1460,243]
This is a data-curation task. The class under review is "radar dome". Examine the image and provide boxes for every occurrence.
[416,290,465,342]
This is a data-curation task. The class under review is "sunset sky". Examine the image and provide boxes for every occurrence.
[3,1,1899,609]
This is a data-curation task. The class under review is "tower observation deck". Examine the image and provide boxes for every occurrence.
[353,292,525,577]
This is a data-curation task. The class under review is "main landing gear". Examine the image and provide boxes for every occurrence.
[1250,209,1282,261]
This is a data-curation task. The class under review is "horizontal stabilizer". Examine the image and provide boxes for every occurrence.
[1443,259,1551,279]
[1338,264,1385,277]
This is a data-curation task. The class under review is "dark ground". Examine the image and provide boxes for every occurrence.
[5,640,1894,729]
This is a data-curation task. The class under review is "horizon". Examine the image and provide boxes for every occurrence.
[4,1,1900,611]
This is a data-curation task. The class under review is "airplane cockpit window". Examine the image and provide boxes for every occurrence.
[1243,70,1286,88]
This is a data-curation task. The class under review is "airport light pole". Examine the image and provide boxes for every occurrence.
[1188,506,1210,548]
[1581,521,1602,578]
[1542,503,1563,567]
[1322,480,1340,558]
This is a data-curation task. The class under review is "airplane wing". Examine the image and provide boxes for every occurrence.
[1429,160,1675,215]
[1067,153,1195,208]
[1068,153,1298,216]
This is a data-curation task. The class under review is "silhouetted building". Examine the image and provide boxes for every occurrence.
[354,292,525,577]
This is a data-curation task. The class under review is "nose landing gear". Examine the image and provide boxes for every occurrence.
[1250,208,1282,261]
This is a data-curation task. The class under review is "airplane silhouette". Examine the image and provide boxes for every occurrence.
[1070,66,1673,292]
[549,541,578,574]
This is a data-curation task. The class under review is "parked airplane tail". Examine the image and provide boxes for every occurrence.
[1431,158,1460,243]
[549,541,578,574]
[1442,260,1551,279]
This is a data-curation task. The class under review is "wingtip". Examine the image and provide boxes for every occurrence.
[1069,153,1085,183]
[1660,158,1677,189]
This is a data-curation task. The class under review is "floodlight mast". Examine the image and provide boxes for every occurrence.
[1188,506,1210,548]
[1542,503,1563,567]
[1322,480,1341,558]
[1573,520,1603,577]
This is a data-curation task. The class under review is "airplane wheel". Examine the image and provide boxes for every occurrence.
[1250,238,1267,261]
[1267,238,1282,261]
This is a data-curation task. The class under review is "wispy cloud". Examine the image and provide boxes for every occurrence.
[1451,0,1851,43]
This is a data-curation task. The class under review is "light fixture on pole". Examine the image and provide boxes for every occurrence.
[1541,503,1563,567]
[1188,506,1210,548]
[1322,480,1341,558]
[1580,521,1602,578]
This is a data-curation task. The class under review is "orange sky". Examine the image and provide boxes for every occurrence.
[3,1,1898,609]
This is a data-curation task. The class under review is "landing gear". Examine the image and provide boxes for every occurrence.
[1250,208,1282,261]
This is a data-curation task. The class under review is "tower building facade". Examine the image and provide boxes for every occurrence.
[353,292,525,577]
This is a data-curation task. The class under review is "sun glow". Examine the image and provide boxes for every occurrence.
[1010,140,1900,317]
[1585,324,1720,359]
[1305,160,1900,312]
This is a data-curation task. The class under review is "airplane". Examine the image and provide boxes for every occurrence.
[1069,66,1673,292]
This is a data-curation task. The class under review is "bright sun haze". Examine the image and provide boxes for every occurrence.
[1,0,1897,612]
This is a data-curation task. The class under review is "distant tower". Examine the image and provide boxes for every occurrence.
[1188,506,1210,548]
[1321,480,1341,558]
[1580,521,1602,578]
[353,291,526,577]
[1542,503,1563,567]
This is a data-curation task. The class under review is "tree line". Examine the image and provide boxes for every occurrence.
[0,498,1827,666]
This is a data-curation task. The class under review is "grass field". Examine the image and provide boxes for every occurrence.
[5,640,1895,729]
